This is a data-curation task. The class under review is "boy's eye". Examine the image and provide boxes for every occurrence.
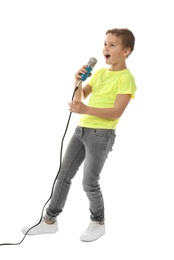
[104,43,116,47]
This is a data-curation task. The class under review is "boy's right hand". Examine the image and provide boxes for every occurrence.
[75,65,92,83]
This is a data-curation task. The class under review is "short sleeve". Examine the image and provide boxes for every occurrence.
[117,74,137,98]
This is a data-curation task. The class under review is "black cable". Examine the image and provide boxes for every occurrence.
[0,86,78,246]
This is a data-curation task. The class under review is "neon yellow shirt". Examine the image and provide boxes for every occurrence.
[78,68,137,129]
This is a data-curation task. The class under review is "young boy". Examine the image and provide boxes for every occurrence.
[22,28,137,242]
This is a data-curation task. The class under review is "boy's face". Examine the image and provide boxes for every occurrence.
[103,33,129,66]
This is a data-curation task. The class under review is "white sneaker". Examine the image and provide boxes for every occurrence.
[22,218,58,235]
[80,221,105,242]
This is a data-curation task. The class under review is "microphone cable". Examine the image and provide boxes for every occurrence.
[0,86,78,246]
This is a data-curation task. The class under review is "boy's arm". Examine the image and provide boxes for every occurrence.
[86,94,131,120]
[69,94,131,120]
[74,84,92,101]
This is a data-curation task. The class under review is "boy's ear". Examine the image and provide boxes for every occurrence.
[123,48,131,58]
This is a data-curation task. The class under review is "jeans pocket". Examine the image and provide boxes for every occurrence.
[93,129,114,137]
[74,126,83,138]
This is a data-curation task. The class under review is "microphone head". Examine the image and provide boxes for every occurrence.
[87,57,97,69]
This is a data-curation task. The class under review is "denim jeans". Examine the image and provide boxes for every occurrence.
[45,126,116,222]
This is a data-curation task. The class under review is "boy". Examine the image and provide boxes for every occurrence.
[22,28,137,242]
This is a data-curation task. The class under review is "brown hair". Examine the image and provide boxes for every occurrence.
[106,28,135,53]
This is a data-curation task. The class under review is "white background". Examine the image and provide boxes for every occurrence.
[0,0,173,259]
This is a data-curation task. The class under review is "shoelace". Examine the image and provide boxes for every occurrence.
[86,222,103,232]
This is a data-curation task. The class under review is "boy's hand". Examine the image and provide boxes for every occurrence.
[69,100,88,114]
[75,65,92,83]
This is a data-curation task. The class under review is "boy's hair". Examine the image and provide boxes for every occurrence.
[106,28,135,53]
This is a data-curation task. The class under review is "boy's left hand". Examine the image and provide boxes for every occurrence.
[69,101,87,114]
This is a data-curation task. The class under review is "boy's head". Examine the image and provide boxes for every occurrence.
[105,28,135,57]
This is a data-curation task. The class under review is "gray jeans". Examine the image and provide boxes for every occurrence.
[45,126,116,222]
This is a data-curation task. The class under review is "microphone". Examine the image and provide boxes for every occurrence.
[76,57,97,88]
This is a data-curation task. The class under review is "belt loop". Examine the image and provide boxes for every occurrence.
[82,127,84,137]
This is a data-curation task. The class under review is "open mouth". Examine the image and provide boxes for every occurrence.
[105,54,110,59]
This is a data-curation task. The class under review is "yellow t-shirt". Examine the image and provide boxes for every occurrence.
[78,68,137,129]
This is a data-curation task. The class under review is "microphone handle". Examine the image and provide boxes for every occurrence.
[76,57,97,88]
